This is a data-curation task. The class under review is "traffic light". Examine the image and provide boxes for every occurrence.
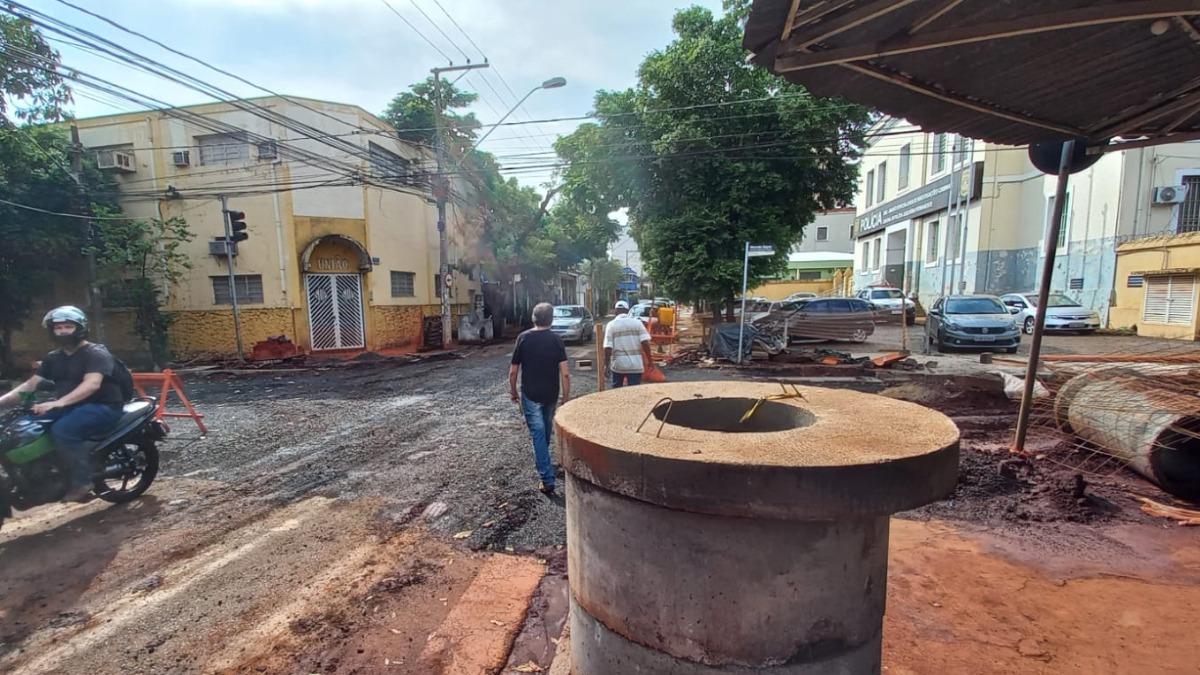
[228,210,249,242]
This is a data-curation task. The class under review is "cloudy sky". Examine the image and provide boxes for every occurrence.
[25,0,727,187]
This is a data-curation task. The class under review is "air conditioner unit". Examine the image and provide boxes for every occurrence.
[95,149,136,172]
[256,140,278,160]
[1154,185,1189,204]
[172,150,191,167]
[208,239,237,257]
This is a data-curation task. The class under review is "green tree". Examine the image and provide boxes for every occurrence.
[1,15,72,124]
[553,5,871,319]
[579,257,624,315]
[0,125,119,373]
[381,76,481,148]
[381,80,622,302]
[90,208,193,369]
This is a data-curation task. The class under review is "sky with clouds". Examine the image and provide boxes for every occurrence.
[25,0,728,187]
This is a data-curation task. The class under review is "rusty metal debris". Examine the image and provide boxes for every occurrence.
[739,383,806,424]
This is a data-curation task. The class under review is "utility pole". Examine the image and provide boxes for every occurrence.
[220,196,246,360]
[431,62,489,348]
[69,125,105,342]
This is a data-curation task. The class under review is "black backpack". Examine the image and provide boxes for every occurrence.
[91,344,136,403]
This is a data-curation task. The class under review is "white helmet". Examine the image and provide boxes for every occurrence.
[43,305,89,345]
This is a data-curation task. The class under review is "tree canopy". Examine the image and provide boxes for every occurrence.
[381,76,481,149]
[381,79,621,296]
[0,16,72,124]
[552,4,871,317]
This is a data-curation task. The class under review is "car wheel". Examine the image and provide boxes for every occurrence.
[851,328,869,343]
[932,331,946,353]
[1023,316,1035,335]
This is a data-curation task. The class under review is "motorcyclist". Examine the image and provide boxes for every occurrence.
[0,306,127,502]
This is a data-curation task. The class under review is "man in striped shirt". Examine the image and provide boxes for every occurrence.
[603,300,653,388]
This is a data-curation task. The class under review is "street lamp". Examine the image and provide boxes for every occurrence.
[474,77,567,147]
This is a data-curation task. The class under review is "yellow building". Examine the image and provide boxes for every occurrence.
[1112,233,1200,341]
[12,97,482,362]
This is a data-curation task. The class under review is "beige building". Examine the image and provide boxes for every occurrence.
[853,117,1200,330]
[12,97,483,362]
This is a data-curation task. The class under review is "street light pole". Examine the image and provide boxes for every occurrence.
[432,62,490,349]
[473,77,567,148]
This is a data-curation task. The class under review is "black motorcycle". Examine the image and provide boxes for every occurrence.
[0,395,166,529]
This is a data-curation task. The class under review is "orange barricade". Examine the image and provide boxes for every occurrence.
[132,368,207,435]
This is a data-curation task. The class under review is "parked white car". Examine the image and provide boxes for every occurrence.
[855,287,916,325]
[1000,292,1101,335]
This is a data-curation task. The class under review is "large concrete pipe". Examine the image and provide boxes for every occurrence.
[555,382,959,674]
[1057,367,1200,500]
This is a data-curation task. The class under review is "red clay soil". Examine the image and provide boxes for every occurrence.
[884,519,1200,675]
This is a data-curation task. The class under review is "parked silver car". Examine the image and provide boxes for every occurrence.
[1000,292,1101,335]
[550,305,594,343]
[925,295,1021,353]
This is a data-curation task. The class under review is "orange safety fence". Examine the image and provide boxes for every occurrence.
[132,368,207,435]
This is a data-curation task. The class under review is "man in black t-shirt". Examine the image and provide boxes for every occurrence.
[0,306,127,502]
[508,302,570,496]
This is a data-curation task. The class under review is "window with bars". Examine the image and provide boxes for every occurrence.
[1047,193,1071,249]
[946,214,962,260]
[932,134,947,174]
[197,133,249,166]
[926,220,940,264]
[898,144,911,190]
[370,143,412,182]
[211,275,264,304]
[1177,175,1200,233]
[391,271,415,297]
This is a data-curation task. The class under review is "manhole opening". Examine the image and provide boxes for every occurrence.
[651,397,815,433]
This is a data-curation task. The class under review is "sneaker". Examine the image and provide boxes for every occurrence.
[61,484,94,503]
[539,482,556,497]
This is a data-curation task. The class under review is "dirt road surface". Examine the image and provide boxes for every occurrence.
[2,341,1198,674]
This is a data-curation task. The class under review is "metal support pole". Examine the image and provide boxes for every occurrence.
[1013,140,1075,453]
[69,125,105,343]
[955,145,976,294]
[221,196,245,360]
[431,63,489,350]
[737,242,750,364]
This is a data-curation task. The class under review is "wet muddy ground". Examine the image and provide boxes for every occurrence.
[2,341,1197,674]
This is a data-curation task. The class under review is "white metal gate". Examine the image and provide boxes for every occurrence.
[1143,274,1196,325]
[306,273,365,350]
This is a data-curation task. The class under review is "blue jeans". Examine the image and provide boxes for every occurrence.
[37,403,122,488]
[611,371,643,388]
[520,395,557,490]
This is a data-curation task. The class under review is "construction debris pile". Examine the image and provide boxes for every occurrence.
[1021,344,1200,504]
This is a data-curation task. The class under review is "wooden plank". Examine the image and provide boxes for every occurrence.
[788,0,918,51]
[781,0,807,41]
[842,63,1079,136]
[907,0,966,34]
[777,0,1200,71]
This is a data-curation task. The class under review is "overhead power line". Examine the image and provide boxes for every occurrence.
[378,0,452,63]
[408,0,471,62]
[431,0,486,56]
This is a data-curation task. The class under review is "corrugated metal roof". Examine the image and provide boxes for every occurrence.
[744,0,1200,148]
